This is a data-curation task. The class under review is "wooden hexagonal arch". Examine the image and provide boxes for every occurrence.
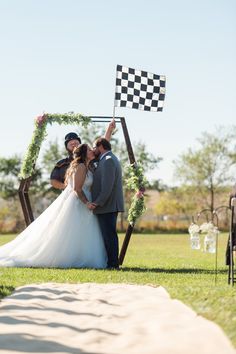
[18,115,136,265]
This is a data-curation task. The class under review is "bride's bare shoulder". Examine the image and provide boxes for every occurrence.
[74,163,86,175]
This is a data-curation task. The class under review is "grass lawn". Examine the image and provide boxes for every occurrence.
[0,232,235,346]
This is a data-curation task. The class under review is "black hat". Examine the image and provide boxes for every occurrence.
[64,132,81,148]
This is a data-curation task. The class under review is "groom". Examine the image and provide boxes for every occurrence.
[88,138,124,269]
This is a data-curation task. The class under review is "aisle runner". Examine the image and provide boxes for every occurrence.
[0,283,235,354]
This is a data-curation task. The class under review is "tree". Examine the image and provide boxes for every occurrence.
[0,155,44,231]
[0,123,162,231]
[0,148,59,218]
[77,122,162,176]
[155,186,200,218]
[0,155,22,199]
[41,139,64,176]
[173,127,236,211]
[147,179,168,191]
[0,155,44,199]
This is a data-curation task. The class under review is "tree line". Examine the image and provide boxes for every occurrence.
[0,123,161,232]
[0,125,236,233]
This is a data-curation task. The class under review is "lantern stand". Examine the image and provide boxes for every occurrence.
[192,201,235,286]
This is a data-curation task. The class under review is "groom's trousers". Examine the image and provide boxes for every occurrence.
[96,212,119,268]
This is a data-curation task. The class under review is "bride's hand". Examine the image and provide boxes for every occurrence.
[86,202,94,210]
[86,202,97,210]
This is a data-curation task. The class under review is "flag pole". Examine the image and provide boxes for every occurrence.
[113,65,117,120]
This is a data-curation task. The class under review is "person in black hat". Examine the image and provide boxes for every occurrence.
[50,132,81,190]
[50,120,116,190]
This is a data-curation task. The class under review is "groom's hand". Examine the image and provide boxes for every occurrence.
[87,202,97,210]
[109,118,116,131]
[90,202,98,210]
[104,119,116,142]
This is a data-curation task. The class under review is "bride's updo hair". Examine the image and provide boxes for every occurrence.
[65,144,88,184]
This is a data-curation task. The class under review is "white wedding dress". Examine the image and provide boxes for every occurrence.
[0,170,107,268]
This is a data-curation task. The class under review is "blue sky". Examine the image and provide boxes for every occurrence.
[0,0,235,185]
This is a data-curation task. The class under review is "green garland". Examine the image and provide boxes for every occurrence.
[19,112,91,179]
[125,163,148,226]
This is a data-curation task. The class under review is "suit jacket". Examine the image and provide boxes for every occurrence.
[91,151,124,214]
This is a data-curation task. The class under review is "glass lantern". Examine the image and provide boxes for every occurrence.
[188,223,201,250]
[190,232,201,250]
[204,232,216,253]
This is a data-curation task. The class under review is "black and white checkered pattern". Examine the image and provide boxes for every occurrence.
[114,65,166,112]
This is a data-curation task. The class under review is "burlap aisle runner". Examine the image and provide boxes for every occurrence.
[0,283,235,354]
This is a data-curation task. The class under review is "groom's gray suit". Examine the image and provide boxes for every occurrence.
[92,151,124,268]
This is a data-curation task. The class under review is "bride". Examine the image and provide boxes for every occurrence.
[0,144,107,269]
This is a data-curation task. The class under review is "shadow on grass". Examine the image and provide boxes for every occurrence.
[0,285,15,299]
[120,267,228,274]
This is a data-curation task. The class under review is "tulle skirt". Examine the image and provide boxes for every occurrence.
[0,186,107,268]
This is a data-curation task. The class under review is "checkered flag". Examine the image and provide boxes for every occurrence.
[114,65,166,112]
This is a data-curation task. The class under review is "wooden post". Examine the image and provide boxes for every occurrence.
[18,177,34,226]
[120,117,136,165]
[119,224,134,265]
[119,117,136,265]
